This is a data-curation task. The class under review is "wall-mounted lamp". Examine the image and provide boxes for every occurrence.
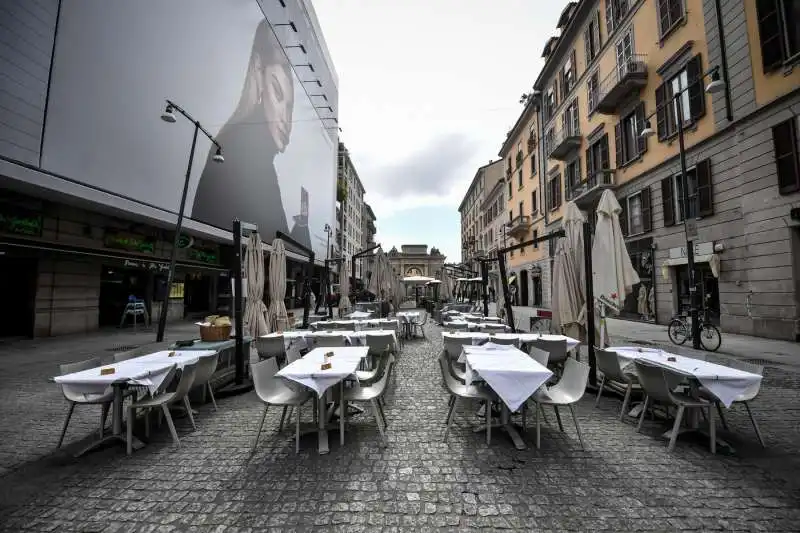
[310,94,328,102]
[274,22,297,32]
[285,44,307,54]
[302,79,322,87]
[294,63,315,72]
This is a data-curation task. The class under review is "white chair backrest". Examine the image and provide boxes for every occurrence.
[365,332,394,355]
[192,353,219,385]
[551,358,589,400]
[59,357,102,402]
[633,360,674,403]
[595,348,625,382]
[171,361,199,400]
[256,336,285,359]
[528,346,550,367]
[489,336,519,347]
[444,337,472,358]
[251,357,292,402]
[531,339,567,365]
[286,344,302,364]
[315,335,346,348]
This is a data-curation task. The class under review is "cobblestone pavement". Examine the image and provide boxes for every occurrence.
[1,315,799,532]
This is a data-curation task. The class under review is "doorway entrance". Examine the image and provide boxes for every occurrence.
[0,256,37,338]
[520,270,529,306]
[184,272,211,317]
[532,275,542,306]
[675,263,719,325]
[99,266,149,327]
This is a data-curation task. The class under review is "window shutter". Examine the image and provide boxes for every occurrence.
[619,197,629,236]
[661,177,675,226]
[655,83,668,141]
[686,54,706,120]
[584,28,592,63]
[773,119,800,194]
[586,147,594,179]
[614,122,624,167]
[695,159,714,217]
[595,10,602,47]
[641,186,652,232]
[635,102,647,155]
[600,133,610,170]
[755,0,785,72]
[571,49,577,80]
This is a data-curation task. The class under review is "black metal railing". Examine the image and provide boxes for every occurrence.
[597,54,648,103]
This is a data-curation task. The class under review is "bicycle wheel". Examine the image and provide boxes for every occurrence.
[668,318,689,345]
[699,323,722,352]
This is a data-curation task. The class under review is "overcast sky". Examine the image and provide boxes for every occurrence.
[313,0,571,262]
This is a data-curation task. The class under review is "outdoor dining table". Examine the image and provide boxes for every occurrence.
[458,343,552,450]
[442,331,581,351]
[608,346,763,450]
[277,346,368,454]
[53,349,216,456]
[262,329,398,352]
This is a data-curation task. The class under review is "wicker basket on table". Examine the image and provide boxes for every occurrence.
[199,324,232,342]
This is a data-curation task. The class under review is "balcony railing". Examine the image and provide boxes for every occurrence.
[566,169,616,206]
[506,215,532,239]
[548,126,582,160]
[595,54,648,114]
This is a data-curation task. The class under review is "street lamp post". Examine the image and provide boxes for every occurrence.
[156,100,224,342]
[640,67,725,350]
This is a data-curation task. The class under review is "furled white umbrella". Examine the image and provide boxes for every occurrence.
[338,260,351,315]
[244,231,269,337]
[592,189,640,346]
[267,238,288,333]
[551,202,586,340]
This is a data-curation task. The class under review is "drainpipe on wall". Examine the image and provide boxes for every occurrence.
[713,0,734,122]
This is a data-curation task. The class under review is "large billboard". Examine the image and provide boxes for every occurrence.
[40,0,338,259]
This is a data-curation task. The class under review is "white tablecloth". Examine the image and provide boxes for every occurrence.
[262,329,397,351]
[311,318,399,331]
[609,347,762,408]
[53,350,216,396]
[346,311,373,319]
[441,332,580,350]
[460,343,553,411]
[277,346,367,395]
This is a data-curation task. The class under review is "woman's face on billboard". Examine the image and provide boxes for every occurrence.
[257,55,294,153]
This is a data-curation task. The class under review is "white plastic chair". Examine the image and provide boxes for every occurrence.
[438,352,494,444]
[699,359,765,447]
[634,359,716,453]
[251,357,312,454]
[531,358,590,450]
[57,357,116,448]
[343,354,395,446]
[191,353,220,410]
[315,335,347,348]
[126,361,194,454]
[255,336,285,362]
[488,336,519,348]
[595,348,640,420]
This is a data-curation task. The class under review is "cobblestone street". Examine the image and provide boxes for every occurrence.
[1,317,799,532]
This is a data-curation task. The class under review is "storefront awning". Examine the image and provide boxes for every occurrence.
[662,254,720,279]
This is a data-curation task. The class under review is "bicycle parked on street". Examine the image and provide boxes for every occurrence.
[667,307,722,352]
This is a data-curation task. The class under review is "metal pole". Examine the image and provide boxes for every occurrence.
[480,260,489,317]
[496,250,516,332]
[676,97,701,349]
[351,255,356,305]
[232,219,245,384]
[583,221,597,386]
[302,252,314,328]
[156,122,198,342]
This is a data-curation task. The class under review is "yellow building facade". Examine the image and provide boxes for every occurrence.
[512,0,800,339]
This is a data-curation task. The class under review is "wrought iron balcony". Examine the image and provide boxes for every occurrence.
[548,126,582,160]
[506,214,532,239]
[595,54,648,114]
[566,169,616,207]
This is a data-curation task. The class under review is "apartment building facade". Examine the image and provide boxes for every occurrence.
[458,160,504,274]
[499,97,550,308]
[531,0,800,340]
[337,142,366,281]
[482,176,507,300]
[363,203,377,249]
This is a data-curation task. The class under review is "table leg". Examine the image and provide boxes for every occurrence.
[318,393,329,455]
[74,386,144,457]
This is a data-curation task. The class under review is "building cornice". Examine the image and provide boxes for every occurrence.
[498,96,540,157]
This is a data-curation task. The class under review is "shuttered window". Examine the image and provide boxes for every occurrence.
[615,103,646,167]
[755,0,800,73]
[772,118,800,195]
[661,159,714,226]
[654,54,705,141]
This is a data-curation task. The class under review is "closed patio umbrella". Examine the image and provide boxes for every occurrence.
[551,202,586,340]
[244,231,269,337]
[338,261,351,315]
[592,189,640,347]
[267,238,288,332]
